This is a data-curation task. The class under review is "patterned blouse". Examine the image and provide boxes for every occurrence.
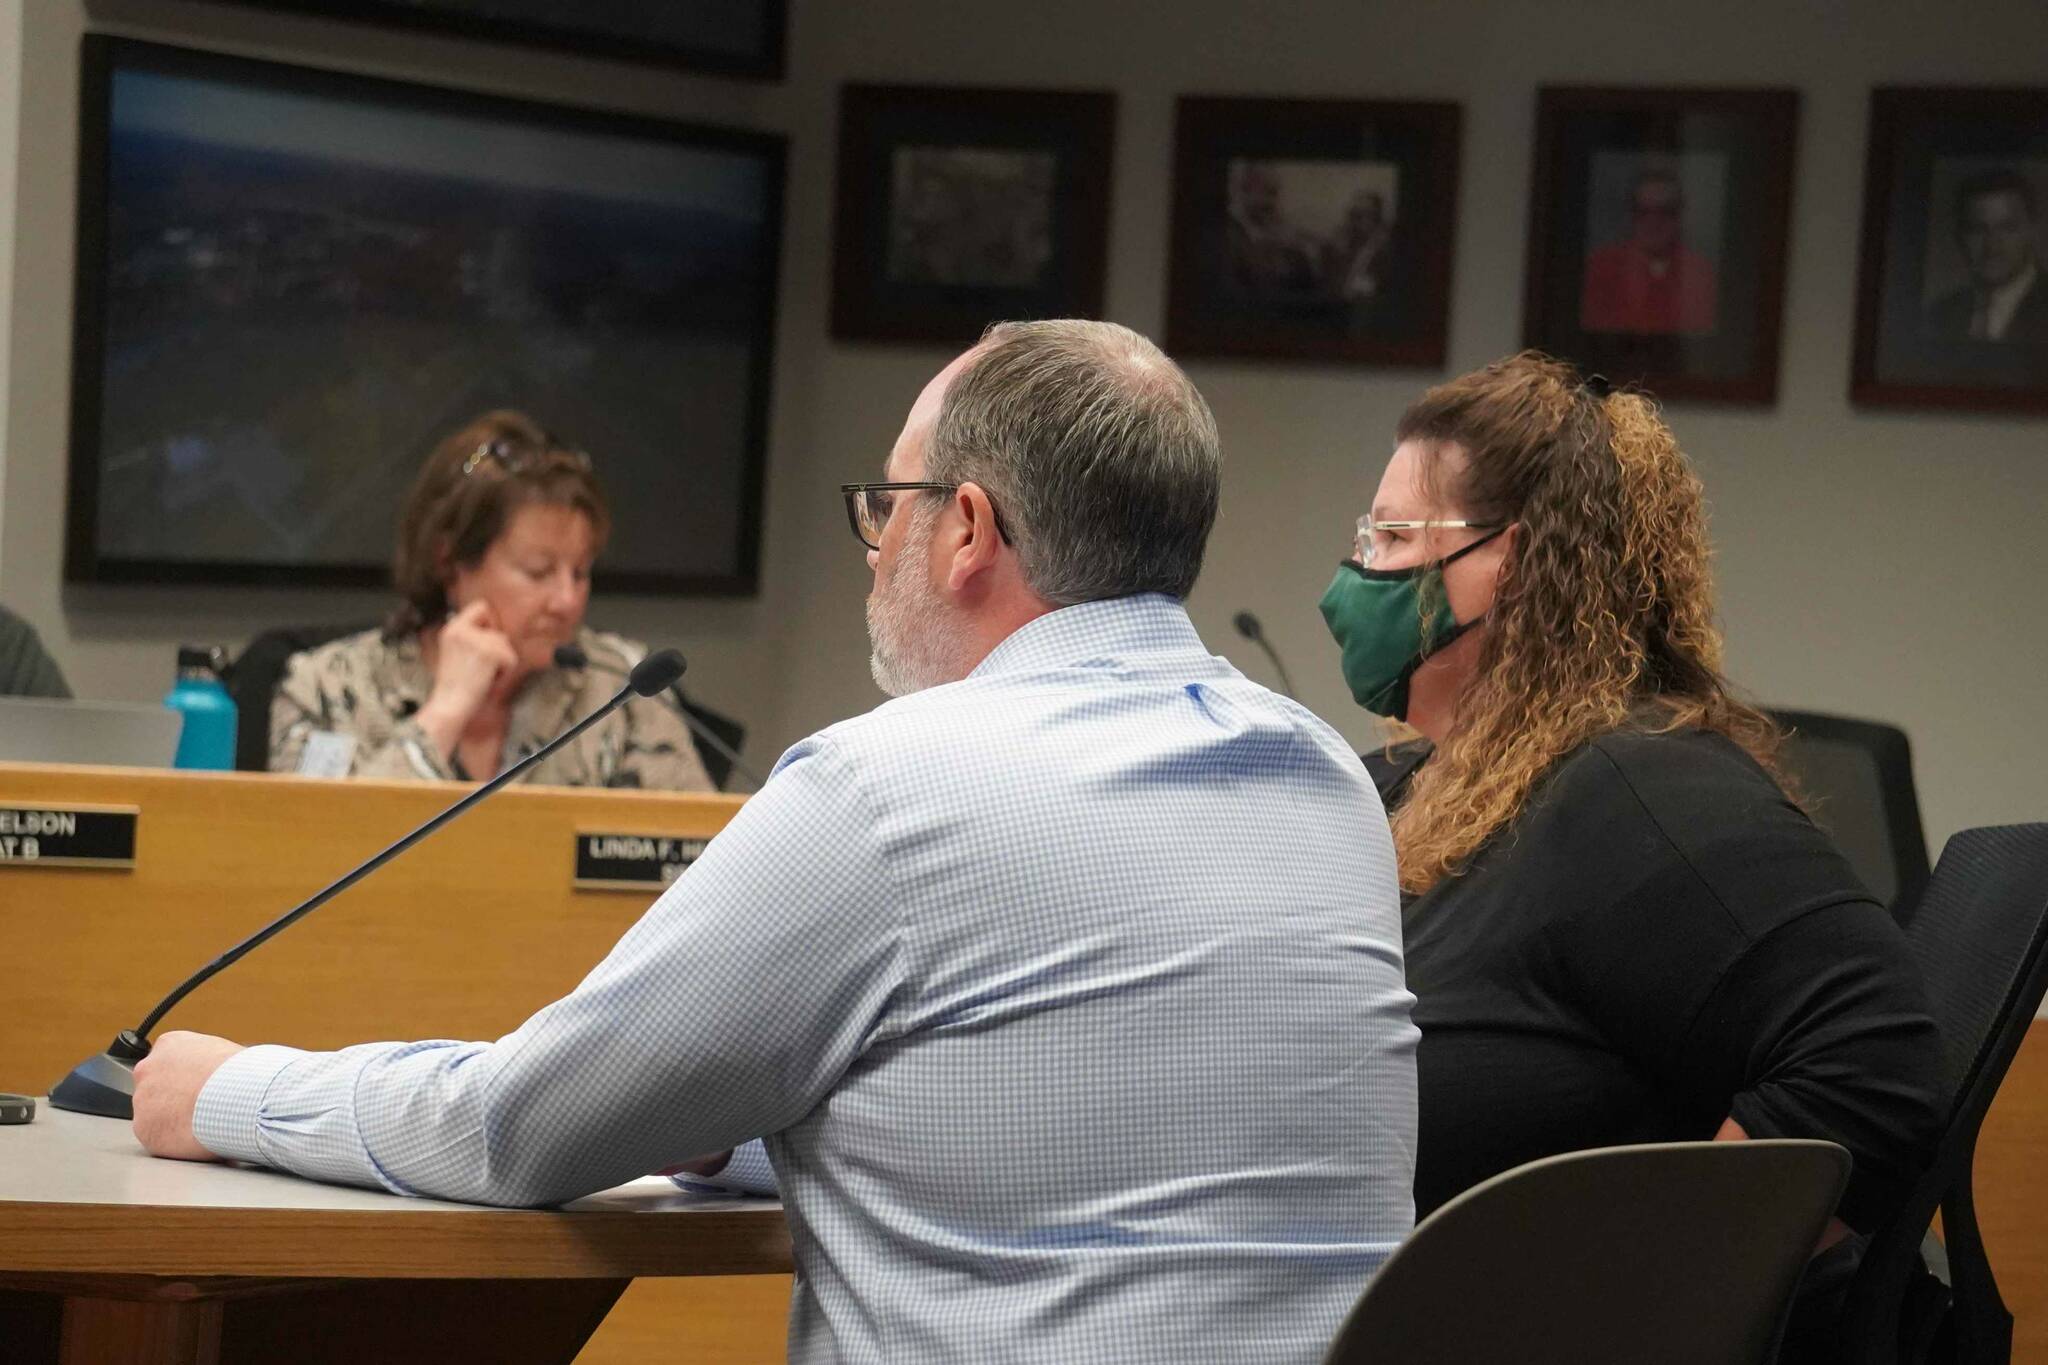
[268,626,717,791]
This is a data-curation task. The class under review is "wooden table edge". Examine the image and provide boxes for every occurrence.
[0,1200,793,1278]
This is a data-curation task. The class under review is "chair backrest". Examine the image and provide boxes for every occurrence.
[1841,824,2048,1365]
[676,696,746,792]
[1770,708,1931,918]
[221,623,369,772]
[222,623,749,789]
[1323,1140,1851,1365]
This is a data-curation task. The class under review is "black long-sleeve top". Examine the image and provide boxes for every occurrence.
[1373,728,1944,1234]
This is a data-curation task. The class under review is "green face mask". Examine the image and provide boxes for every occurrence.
[1317,529,1503,720]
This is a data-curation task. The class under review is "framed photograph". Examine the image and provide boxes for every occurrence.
[830,84,1115,346]
[68,36,785,593]
[1523,88,1798,403]
[1165,96,1462,367]
[212,0,787,81]
[1851,88,2048,412]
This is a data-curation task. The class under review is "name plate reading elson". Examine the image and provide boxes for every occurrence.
[0,804,139,869]
[574,832,708,891]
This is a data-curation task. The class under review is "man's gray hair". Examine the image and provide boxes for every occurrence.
[926,319,1221,605]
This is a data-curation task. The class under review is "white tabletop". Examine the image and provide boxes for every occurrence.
[0,1101,791,1279]
[0,1100,758,1216]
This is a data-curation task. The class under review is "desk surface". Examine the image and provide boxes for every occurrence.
[0,1105,791,1279]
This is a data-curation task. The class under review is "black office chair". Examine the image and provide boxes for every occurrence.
[674,698,748,793]
[222,624,750,790]
[220,623,366,772]
[1322,1140,1851,1365]
[1839,824,2048,1365]
[1770,709,1931,921]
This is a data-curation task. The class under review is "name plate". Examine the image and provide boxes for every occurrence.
[573,831,707,892]
[0,804,139,869]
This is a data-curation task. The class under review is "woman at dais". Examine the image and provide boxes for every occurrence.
[270,410,714,791]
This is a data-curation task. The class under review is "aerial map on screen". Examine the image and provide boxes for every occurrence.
[82,47,780,588]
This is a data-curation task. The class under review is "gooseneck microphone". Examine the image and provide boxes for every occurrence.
[47,648,687,1120]
[554,643,766,793]
[1232,611,1298,700]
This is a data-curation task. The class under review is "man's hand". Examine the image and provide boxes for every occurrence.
[132,1031,246,1161]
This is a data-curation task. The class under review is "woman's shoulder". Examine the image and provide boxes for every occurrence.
[1557,726,1873,933]
[578,628,650,672]
[1540,724,1777,810]
[1523,732,1826,879]
[1362,737,1433,803]
[284,627,404,684]
[1580,725,1779,791]
[1568,727,1805,833]
[1531,726,1801,848]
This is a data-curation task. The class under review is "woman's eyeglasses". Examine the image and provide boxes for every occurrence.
[1352,514,1502,568]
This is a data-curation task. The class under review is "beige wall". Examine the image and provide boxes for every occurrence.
[0,0,21,565]
[3,0,2045,853]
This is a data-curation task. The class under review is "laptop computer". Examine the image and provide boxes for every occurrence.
[0,695,185,768]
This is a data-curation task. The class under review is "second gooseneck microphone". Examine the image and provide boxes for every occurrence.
[1232,612,1298,700]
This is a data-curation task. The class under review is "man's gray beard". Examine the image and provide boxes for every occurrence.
[866,525,961,698]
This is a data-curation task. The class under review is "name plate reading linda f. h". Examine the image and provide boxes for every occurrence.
[0,804,139,869]
[574,832,708,892]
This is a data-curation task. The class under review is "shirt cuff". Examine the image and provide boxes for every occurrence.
[393,719,456,780]
[192,1043,311,1165]
[669,1138,778,1197]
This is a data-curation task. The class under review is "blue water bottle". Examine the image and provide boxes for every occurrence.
[166,645,238,771]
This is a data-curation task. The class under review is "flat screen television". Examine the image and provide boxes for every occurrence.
[68,35,785,594]
[210,0,788,80]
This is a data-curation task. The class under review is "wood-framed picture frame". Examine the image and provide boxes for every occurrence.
[211,0,789,81]
[829,83,1116,347]
[1851,87,2048,413]
[1164,95,1462,367]
[1522,87,1799,404]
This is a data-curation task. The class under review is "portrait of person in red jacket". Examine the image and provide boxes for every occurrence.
[1578,165,1719,336]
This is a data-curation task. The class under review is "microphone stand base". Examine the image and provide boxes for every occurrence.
[48,1032,149,1119]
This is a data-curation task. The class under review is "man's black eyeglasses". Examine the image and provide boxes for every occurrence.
[840,481,1011,551]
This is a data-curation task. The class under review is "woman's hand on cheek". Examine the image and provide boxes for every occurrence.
[418,599,520,751]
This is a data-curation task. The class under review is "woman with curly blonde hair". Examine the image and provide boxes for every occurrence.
[1319,352,1942,1357]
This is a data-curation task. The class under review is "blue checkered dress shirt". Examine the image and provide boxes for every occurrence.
[196,593,1418,1363]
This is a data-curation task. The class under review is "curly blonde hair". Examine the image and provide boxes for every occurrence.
[1390,352,1786,895]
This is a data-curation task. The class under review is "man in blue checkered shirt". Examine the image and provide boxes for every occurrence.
[136,320,1417,1364]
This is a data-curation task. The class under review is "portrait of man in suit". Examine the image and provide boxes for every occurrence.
[1925,168,2046,344]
